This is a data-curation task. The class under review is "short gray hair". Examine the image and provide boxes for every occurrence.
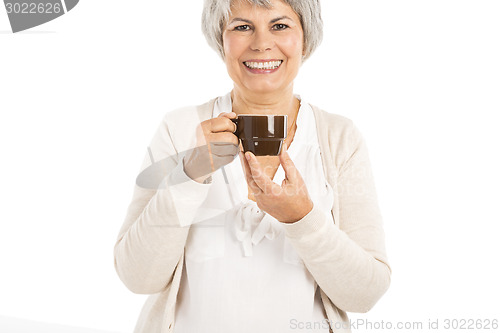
[202,0,323,61]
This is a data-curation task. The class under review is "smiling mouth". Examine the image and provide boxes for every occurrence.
[243,60,283,70]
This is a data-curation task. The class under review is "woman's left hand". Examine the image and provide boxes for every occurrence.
[241,144,314,223]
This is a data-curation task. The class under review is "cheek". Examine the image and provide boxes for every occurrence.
[280,33,304,59]
[223,35,245,61]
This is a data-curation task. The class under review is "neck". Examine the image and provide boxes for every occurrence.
[231,85,299,119]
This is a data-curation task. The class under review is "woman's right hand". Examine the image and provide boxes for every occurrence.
[183,112,240,183]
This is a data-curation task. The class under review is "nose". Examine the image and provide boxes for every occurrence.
[250,29,274,52]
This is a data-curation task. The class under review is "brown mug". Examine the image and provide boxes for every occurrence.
[231,115,287,156]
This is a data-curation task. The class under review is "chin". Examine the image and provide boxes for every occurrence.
[245,80,285,94]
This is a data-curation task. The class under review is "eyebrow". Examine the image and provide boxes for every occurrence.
[228,16,293,25]
[270,16,293,24]
[228,18,252,25]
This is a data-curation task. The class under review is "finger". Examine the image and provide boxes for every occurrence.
[239,152,261,193]
[209,117,237,133]
[218,112,238,133]
[211,132,239,146]
[212,154,237,170]
[210,142,240,157]
[245,152,279,194]
[279,143,301,183]
[218,112,237,119]
[219,112,237,133]
[239,152,250,179]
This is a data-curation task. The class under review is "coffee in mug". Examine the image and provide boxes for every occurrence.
[231,115,287,156]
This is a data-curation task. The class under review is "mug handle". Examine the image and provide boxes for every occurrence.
[230,118,240,137]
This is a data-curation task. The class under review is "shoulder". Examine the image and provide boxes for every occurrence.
[148,98,217,155]
[159,97,217,137]
[309,104,364,144]
[161,98,217,127]
[309,104,368,175]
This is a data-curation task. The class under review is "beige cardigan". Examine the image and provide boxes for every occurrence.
[114,98,391,333]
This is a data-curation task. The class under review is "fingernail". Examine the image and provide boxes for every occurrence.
[245,152,251,161]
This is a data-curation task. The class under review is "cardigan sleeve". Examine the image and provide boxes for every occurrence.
[113,113,212,294]
[283,121,391,313]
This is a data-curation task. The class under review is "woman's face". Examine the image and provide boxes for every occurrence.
[222,0,304,96]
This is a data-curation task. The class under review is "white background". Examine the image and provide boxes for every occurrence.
[1,0,499,332]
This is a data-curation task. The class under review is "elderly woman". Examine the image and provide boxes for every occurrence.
[114,0,391,332]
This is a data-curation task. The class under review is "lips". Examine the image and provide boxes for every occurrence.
[243,60,283,70]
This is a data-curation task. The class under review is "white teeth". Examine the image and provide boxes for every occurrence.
[244,60,283,70]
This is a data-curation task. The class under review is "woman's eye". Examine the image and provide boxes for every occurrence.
[234,25,251,31]
[273,23,289,31]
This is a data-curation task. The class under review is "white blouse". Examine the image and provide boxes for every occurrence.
[173,93,334,333]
